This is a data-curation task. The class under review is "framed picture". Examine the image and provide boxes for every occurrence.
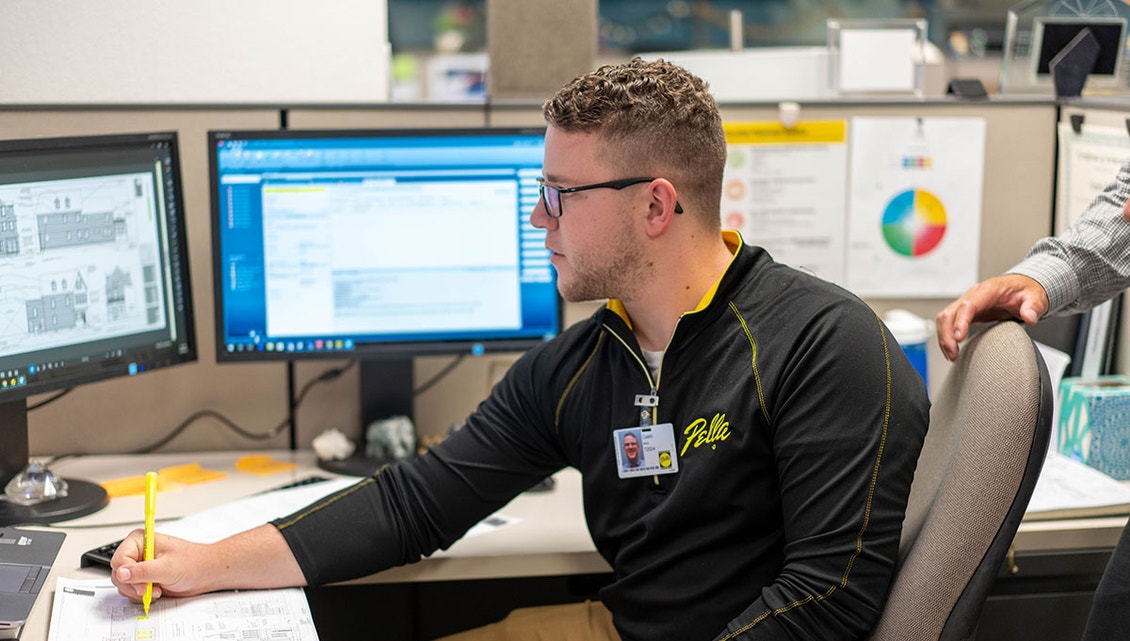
[827,18,927,96]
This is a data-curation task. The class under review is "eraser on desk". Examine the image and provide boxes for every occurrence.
[1058,375,1130,479]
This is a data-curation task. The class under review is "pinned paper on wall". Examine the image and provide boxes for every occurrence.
[1055,121,1130,233]
[721,120,849,284]
[845,117,986,298]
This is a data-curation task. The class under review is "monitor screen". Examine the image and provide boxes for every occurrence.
[0,131,196,523]
[208,128,558,361]
[208,128,560,430]
[1032,17,1126,77]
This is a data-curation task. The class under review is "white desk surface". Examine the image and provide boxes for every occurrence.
[20,449,1129,640]
[21,450,608,641]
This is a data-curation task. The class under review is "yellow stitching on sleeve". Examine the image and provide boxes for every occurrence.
[727,302,771,423]
[274,477,377,530]
[717,312,895,638]
[554,334,603,433]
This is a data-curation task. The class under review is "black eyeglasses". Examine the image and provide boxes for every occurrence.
[536,177,683,219]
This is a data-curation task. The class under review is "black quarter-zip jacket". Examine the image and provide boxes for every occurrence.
[275,232,930,641]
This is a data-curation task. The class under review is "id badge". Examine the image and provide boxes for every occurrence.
[614,423,679,479]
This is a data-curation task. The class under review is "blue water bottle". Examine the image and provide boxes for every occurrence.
[883,309,929,390]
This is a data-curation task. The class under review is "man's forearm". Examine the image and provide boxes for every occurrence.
[204,524,307,592]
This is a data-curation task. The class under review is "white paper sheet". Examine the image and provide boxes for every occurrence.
[846,117,985,298]
[721,120,849,284]
[48,578,318,641]
[1055,122,1130,234]
[839,29,917,92]
[1034,340,1072,452]
[158,477,360,542]
[1027,452,1130,517]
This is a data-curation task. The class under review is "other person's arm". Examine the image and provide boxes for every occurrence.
[938,158,1130,360]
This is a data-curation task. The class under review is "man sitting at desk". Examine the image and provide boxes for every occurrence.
[112,58,929,641]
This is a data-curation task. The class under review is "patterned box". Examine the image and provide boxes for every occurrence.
[1058,375,1130,480]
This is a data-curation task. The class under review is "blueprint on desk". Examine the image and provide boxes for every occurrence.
[47,578,319,641]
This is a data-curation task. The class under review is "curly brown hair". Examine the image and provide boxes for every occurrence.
[542,57,726,225]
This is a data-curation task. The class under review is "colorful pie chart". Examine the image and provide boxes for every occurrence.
[881,189,947,257]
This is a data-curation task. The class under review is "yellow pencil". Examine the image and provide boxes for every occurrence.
[142,471,157,615]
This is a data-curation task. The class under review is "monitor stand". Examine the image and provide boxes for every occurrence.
[317,357,417,478]
[0,399,109,526]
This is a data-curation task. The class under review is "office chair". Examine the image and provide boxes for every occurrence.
[869,321,1053,641]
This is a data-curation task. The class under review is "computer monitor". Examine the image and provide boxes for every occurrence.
[207,128,560,433]
[0,131,197,525]
[1031,17,1126,83]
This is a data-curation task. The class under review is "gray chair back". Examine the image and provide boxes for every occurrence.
[869,321,1053,641]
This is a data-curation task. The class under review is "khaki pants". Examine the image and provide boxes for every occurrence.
[435,601,620,641]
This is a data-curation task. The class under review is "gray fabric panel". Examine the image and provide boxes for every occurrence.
[869,322,1043,641]
[487,0,597,101]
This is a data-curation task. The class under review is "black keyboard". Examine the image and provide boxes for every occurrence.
[80,475,331,569]
[79,539,122,569]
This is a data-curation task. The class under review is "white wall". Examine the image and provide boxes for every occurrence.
[0,0,389,104]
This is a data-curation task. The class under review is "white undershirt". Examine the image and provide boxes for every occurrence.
[641,348,663,382]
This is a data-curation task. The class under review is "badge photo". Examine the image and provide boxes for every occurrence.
[613,424,679,479]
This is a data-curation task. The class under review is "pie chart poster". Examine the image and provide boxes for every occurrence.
[846,117,985,298]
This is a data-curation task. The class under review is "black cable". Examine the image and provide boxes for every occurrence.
[27,387,74,411]
[132,408,289,454]
[413,354,466,396]
[295,360,356,406]
[50,361,359,458]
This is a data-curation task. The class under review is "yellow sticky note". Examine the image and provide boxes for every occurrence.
[159,462,228,485]
[235,454,298,476]
[100,475,175,498]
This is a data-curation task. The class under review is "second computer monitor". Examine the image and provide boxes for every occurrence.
[208,127,560,424]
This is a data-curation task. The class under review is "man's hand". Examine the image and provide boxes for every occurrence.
[936,274,1049,361]
[111,530,217,602]
[110,524,306,604]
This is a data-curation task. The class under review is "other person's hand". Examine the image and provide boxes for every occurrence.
[936,274,1049,361]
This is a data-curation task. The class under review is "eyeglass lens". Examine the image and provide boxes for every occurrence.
[540,182,561,218]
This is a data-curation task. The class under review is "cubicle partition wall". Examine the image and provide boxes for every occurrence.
[0,98,1060,461]
[1056,99,1130,376]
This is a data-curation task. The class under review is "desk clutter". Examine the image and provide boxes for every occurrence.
[1057,375,1130,480]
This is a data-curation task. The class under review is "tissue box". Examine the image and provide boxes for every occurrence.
[1058,375,1130,480]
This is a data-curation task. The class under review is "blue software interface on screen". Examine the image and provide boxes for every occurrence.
[211,130,558,358]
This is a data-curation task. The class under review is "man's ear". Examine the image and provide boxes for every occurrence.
[643,178,680,238]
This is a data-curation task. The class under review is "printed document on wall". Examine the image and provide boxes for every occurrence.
[1056,122,1130,234]
[846,117,985,297]
[721,120,849,285]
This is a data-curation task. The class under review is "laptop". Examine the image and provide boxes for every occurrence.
[0,527,64,640]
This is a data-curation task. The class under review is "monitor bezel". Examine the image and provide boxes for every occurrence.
[206,126,561,365]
